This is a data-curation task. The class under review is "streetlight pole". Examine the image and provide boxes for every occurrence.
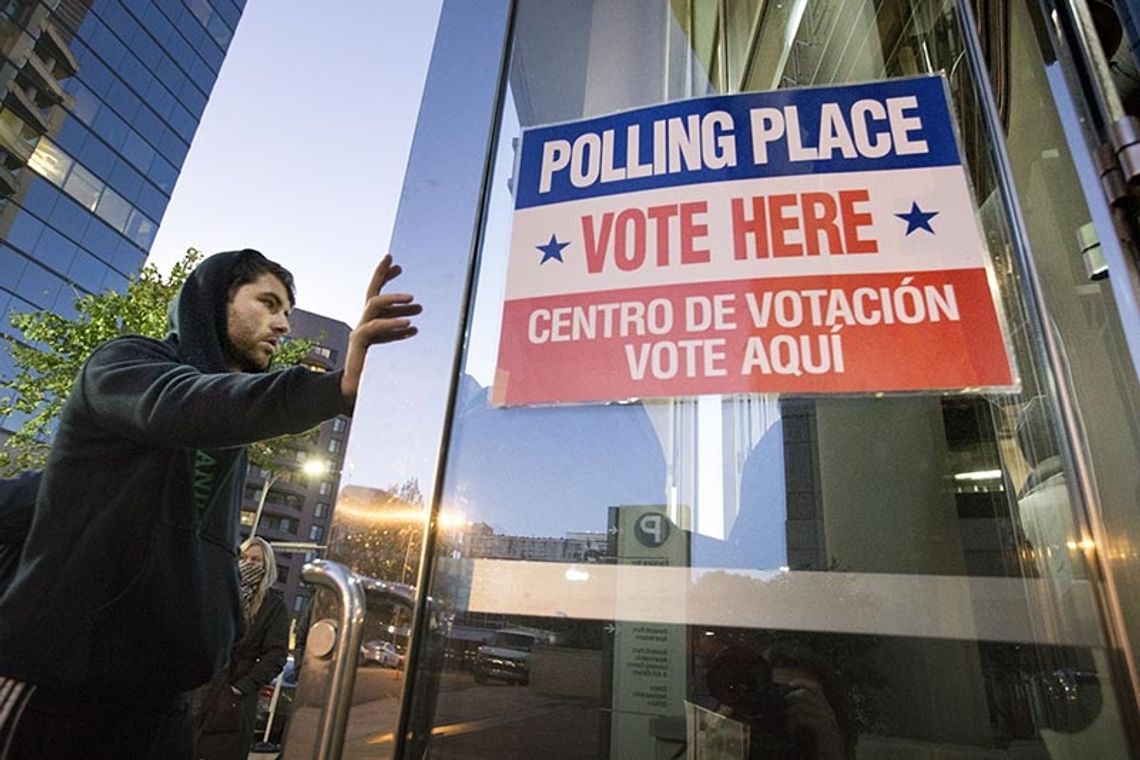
[249,471,281,539]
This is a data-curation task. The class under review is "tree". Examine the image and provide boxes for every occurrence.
[331,478,426,584]
[0,248,314,475]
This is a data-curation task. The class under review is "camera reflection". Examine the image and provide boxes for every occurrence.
[692,633,856,760]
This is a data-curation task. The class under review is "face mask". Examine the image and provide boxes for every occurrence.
[239,557,266,593]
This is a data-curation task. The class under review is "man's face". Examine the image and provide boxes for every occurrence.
[224,273,291,372]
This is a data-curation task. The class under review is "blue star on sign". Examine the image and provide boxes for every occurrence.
[895,202,939,236]
[536,233,570,264]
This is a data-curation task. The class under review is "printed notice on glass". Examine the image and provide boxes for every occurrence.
[492,75,1016,407]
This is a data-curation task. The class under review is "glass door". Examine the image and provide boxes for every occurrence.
[316,0,1140,757]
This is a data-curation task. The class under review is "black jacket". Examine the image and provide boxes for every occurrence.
[0,470,40,593]
[229,590,289,697]
[0,251,348,701]
[194,590,288,760]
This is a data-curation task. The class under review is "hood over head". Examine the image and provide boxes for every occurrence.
[165,249,294,373]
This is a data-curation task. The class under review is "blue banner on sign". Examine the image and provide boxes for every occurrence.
[515,76,961,210]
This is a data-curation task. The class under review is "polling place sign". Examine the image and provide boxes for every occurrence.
[492,75,1015,406]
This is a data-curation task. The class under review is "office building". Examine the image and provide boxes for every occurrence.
[0,0,243,432]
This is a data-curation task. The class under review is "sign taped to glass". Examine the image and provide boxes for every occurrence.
[492,75,1016,406]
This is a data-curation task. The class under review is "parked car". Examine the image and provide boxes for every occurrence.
[360,638,403,668]
[472,628,560,685]
[253,655,297,748]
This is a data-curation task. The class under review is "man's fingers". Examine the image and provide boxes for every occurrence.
[356,318,419,344]
[365,255,392,300]
[365,255,406,303]
[382,263,403,287]
[342,257,419,406]
[361,293,422,323]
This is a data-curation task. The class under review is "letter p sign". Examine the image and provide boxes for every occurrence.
[634,512,671,548]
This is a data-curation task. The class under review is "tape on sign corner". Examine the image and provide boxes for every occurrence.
[490,368,510,408]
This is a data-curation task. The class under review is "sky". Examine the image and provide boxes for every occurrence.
[140,3,785,552]
[146,1,444,327]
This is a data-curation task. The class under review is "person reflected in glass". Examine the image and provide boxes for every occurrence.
[703,636,856,759]
[193,537,287,760]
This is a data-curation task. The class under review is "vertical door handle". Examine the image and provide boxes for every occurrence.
[301,560,367,760]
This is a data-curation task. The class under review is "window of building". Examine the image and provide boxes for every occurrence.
[284,494,301,509]
[62,164,102,211]
[333,418,347,433]
[327,438,341,453]
[319,481,332,496]
[239,510,253,526]
[95,188,131,232]
[309,525,325,542]
[293,595,308,613]
[314,502,328,519]
[27,137,72,184]
[24,137,158,243]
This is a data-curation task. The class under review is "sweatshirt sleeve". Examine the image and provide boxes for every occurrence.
[0,471,40,545]
[77,338,351,450]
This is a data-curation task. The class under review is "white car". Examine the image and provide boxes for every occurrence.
[472,628,561,685]
[360,639,402,668]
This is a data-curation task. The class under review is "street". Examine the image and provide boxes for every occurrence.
[257,667,603,759]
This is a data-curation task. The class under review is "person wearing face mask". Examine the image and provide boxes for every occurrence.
[192,537,288,760]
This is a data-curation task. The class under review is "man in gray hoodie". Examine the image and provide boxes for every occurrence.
[0,249,419,760]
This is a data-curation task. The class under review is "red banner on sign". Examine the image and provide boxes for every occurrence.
[492,268,1012,406]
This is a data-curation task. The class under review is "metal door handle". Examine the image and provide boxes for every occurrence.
[301,560,367,760]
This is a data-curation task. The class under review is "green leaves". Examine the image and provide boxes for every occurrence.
[1,248,315,476]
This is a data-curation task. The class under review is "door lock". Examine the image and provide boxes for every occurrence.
[308,619,339,660]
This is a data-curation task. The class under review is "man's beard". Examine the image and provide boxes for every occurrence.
[222,334,269,373]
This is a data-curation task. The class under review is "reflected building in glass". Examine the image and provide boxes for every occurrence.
[0,0,243,433]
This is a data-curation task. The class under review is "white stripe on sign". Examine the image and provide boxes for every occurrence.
[507,165,983,300]
[463,560,1104,647]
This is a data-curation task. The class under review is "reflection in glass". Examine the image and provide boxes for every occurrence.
[27,136,71,184]
[395,0,1140,758]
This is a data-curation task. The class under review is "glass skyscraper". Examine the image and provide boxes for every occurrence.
[0,0,243,431]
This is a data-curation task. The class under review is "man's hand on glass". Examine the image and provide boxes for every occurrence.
[341,254,423,406]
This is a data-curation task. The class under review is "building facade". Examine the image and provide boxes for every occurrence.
[239,307,351,621]
[283,1,1140,758]
[0,0,242,432]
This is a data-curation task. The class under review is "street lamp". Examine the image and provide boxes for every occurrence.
[249,458,330,538]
